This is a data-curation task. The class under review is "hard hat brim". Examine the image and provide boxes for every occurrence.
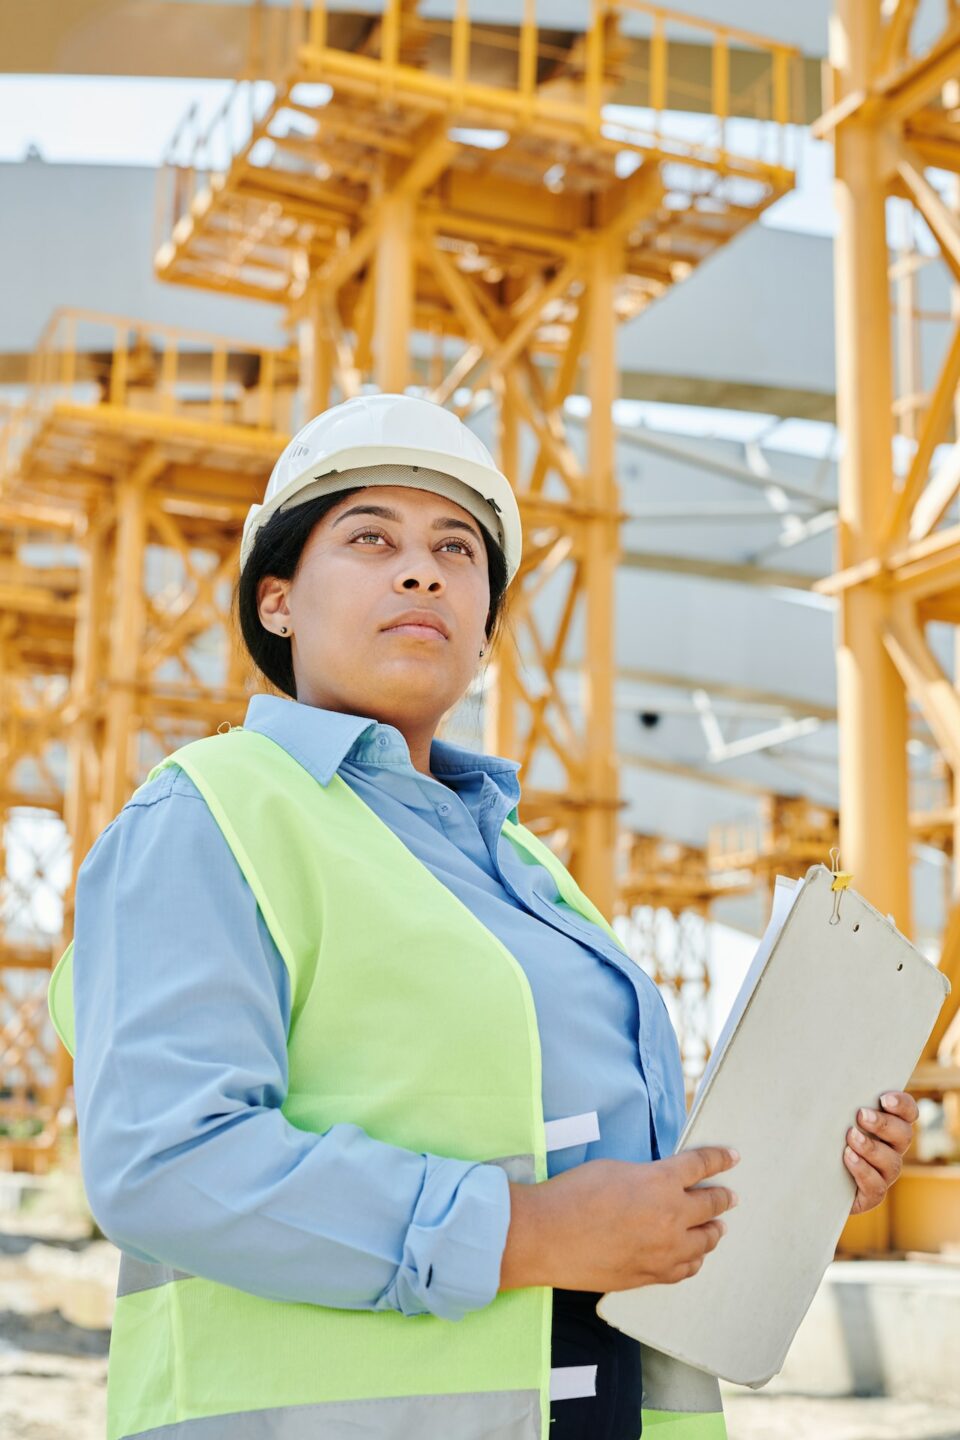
[241,442,522,581]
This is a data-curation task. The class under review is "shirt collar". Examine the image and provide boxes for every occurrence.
[242,693,521,807]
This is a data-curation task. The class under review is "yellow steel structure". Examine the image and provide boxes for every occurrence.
[0,489,79,1171]
[709,795,841,894]
[0,312,300,1168]
[3,0,958,1259]
[617,832,752,1093]
[0,4,801,1170]
[7,310,298,844]
[152,0,800,908]
[812,0,960,1252]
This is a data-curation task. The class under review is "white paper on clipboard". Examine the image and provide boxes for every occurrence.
[695,874,802,1100]
[596,864,951,1388]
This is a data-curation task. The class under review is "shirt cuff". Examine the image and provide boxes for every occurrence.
[377,1158,511,1322]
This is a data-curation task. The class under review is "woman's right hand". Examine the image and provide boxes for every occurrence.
[499,1147,740,1293]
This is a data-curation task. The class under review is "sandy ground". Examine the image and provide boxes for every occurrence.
[2,1176,959,1440]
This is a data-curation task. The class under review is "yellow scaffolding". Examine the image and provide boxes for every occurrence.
[815,0,960,1252]
[150,0,800,906]
[0,3,804,1169]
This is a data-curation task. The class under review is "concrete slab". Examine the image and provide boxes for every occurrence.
[760,1260,960,1406]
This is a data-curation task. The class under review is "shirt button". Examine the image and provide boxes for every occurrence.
[437,802,452,816]
[377,735,389,748]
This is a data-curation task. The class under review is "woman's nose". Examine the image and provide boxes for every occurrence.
[398,572,443,592]
[395,552,445,593]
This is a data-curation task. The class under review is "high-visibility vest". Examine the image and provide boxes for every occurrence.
[48,726,726,1440]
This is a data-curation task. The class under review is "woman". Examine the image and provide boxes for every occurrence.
[49,393,918,1440]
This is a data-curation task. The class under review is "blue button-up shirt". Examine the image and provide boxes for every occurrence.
[71,694,685,1323]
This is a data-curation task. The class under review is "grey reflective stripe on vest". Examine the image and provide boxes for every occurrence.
[123,1390,541,1439]
[640,1343,723,1413]
[117,1254,194,1298]
[488,1152,536,1184]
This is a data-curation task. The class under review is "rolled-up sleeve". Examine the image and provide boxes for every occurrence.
[71,767,511,1321]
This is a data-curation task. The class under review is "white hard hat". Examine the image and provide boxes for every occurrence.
[241,392,522,583]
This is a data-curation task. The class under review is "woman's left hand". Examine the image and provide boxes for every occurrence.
[844,1091,920,1214]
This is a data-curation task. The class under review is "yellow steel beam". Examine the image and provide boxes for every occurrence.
[830,0,912,976]
[883,602,960,776]
[878,0,922,75]
[883,311,960,544]
[896,144,960,283]
[373,191,413,393]
[876,16,960,120]
[620,551,820,592]
[580,229,622,916]
[890,1165,960,1252]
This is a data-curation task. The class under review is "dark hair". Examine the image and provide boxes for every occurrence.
[235,488,510,699]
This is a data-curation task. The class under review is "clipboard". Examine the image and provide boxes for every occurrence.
[596,863,951,1388]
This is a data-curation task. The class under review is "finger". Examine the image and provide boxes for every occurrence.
[678,1218,726,1267]
[844,1145,888,1213]
[673,1146,740,1187]
[880,1090,920,1125]
[686,1183,738,1226]
[693,1218,726,1253]
[847,1125,903,1185]
[676,1221,719,1267]
[856,1106,913,1154]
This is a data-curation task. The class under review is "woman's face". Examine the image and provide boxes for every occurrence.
[256,485,492,726]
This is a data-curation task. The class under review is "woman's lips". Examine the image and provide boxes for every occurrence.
[382,623,447,640]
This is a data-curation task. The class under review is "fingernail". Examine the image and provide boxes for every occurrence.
[860,1108,877,1125]
[881,1094,897,1108]
[717,1220,727,1236]
[728,1149,740,1164]
[729,1191,739,1207]
[846,1146,860,1165]
[851,1127,865,1145]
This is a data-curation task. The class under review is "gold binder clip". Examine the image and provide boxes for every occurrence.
[828,846,853,926]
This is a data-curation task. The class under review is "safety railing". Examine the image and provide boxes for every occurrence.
[707,813,836,875]
[155,0,802,266]
[600,0,804,177]
[154,80,278,267]
[0,401,28,491]
[2,309,297,476]
[293,0,802,136]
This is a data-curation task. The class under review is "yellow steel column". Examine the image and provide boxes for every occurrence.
[832,0,910,1254]
[298,290,332,420]
[374,190,414,394]
[580,233,622,917]
[63,512,111,871]
[832,0,911,932]
[102,461,153,826]
[485,374,521,762]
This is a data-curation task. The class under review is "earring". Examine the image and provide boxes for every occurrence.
[280,626,288,635]
[479,647,485,657]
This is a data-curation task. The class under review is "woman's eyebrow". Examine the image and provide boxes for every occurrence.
[331,504,401,527]
[331,504,483,546]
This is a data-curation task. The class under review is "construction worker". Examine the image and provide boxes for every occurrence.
[49,393,918,1440]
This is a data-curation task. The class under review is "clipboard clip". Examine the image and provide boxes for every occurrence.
[828,847,853,925]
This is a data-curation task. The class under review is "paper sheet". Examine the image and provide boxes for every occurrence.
[695,874,802,1100]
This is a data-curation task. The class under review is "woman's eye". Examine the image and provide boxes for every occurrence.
[349,529,472,556]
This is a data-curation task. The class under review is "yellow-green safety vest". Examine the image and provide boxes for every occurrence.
[48,726,726,1440]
